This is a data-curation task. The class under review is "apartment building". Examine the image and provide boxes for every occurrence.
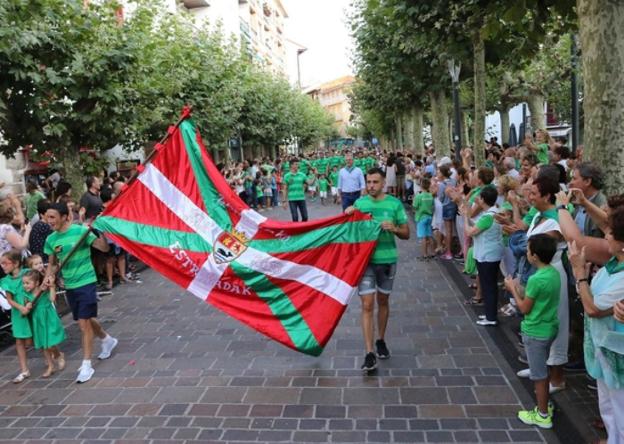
[306,75,355,137]
[178,0,288,76]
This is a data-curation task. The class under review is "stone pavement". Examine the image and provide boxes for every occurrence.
[0,199,559,443]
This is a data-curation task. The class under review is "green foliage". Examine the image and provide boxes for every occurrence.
[0,0,333,165]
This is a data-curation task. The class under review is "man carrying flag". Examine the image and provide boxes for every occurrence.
[346,167,410,372]
[44,202,119,383]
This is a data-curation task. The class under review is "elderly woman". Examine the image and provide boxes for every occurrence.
[569,205,624,444]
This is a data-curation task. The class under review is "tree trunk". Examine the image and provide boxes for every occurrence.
[527,93,546,132]
[500,105,510,145]
[61,147,85,200]
[578,0,624,193]
[462,111,471,150]
[429,90,450,157]
[404,111,415,152]
[395,115,404,151]
[473,32,486,167]
[413,106,424,156]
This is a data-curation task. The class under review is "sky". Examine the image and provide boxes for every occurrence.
[282,0,355,89]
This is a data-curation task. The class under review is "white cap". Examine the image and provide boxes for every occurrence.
[439,156,452,166]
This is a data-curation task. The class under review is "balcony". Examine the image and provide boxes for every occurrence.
[240,20,251,38]
[262,2,271,16]
[180,0,209,9]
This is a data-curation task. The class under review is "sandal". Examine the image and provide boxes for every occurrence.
[464,297,483,306]
[468,283,478,290]
[42,367,54,378]
[56,352,65,371]
[12,371,30,384]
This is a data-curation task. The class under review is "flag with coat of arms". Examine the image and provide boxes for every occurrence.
[93,109,379,356]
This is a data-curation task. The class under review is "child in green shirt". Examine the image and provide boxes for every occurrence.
[505,233,560,429]
[413,178,434,259]
[318,174,329,206]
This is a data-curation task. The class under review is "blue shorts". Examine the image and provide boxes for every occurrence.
[416,216,433,239]
[442,203,457,221]
[66,283,98,321]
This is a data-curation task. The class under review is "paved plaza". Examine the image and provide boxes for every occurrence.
[0,201,559,443]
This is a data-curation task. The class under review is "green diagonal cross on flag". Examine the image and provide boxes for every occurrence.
[93,115,380,356]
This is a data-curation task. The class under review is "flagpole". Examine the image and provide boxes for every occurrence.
[54,107,193,276]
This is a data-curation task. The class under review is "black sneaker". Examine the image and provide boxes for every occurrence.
[375,339,390,359]
[361,352,377,372]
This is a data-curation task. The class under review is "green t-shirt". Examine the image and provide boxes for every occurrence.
[537,143,549,165]
[318,178,329,192]
[522,265,561,339]
[283,172,307,201]
[317,159,328,174]
[282,161,290,172]
[44,224,98,289]
[329,172,339,187]
[468,186,483,205]
[307,173,317,186]
[354,195,407,264]
[25,191,46,220]
[522,206,539,227]
[413,192,434,221]
[299,160,309,175]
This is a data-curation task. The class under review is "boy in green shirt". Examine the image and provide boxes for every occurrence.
[318,174,329,205]
[44,202,118,383]
[329,167,339,205]
[282,160,308,222]
[413,178,434,259]
[505,233,560,429]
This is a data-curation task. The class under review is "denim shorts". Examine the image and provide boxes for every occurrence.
[416,216,433,239]
[522,334,554,381]
[358,263,397,296]
[442,203,457,221]
[66,283,98,321]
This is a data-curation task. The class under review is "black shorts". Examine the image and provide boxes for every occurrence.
[66,283,98,320]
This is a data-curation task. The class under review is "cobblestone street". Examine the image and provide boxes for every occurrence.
[0,201,557,443]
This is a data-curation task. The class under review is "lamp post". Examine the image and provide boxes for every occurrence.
[571,34,580,156]
[447,59,462,162]
[296,48,307,90]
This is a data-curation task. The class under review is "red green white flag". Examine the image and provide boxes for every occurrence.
[93,113,379,356]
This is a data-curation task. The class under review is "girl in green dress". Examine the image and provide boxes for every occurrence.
[0,250,31,383]
[22,265,66,378]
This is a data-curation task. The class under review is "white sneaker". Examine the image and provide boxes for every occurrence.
[76,365,94,383]
[98,336,118,360]
[478,315,487,320]
[516,368,531,378]
[549,382,566,394]
[476,319,498,326]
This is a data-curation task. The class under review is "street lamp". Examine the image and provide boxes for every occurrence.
[447,59,462,162]
[296,47,307,90]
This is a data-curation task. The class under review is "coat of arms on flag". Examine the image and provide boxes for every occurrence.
[93,109,380,356]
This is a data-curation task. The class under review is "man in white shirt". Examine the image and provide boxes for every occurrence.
[338,153,366,211]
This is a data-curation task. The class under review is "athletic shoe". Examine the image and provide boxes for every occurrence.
[98,336,118,360]
[361,352,377,372]
[478,315,487,320]
[375,339,390,360]
[516,368,531,378]
[549,382,566,394]
[76,364,94,384]
[440,253,453,260]
[518,352,528,364]
[518,406,553,429]
[548,401,555,417]
[476,319,498,326]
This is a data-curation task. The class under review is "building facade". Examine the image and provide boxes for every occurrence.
[306,75,355,137]
[178,0,288,76]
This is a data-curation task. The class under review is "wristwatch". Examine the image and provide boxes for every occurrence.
[575,278,589,293]
[556,204,567,211]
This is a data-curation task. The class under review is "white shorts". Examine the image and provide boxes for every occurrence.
[320,191,327,198]
[308,186,316,192]
[331,187,338,196]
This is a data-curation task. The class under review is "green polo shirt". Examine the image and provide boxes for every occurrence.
[355,194,407,264]
[283,172,307,201]
[44,224,98,290]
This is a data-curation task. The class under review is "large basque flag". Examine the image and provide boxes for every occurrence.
[93,113,379,356]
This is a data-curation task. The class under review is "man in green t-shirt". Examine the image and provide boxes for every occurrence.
[282,160,308,222]
[329,166,340,205]
[505,234,560,429]
[346,167,410,372]
[44,202,118,383]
